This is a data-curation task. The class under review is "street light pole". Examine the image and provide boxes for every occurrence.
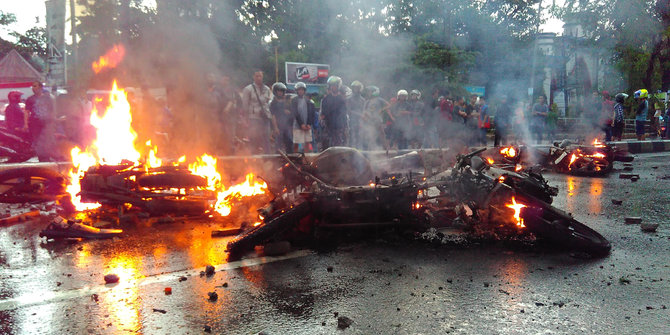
[529,0,544,99]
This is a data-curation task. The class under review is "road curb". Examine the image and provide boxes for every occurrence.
[607,140,670,154]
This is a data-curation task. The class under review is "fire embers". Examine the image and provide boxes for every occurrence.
[561,148,611,175]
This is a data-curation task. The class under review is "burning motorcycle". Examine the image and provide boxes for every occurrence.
[76,163,216,215]
[226,147,611,258]
[483,139,633,176]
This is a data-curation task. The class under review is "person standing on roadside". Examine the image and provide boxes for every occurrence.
[241,70,276,154]
[320,76,348,148]
[530,95,548,144]
[290,82,316,153]
[634,89,648,141]
[25,81,56,161]
[611,93,627,141]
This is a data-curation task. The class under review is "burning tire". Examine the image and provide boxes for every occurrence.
[0,167,67,203]
[227,201,311,258]
[521,205,611,256]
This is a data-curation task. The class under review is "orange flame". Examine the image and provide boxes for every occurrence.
[505,196,526,228]
[92,44,126,74]
[487,157,495,165]
[500,146,517,158]
[592,139,606,148]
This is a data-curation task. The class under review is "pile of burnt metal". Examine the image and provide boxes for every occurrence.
[226,146,611,259]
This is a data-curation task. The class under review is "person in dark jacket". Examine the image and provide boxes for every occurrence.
[4,91,26,134]
[320,76,348,148]
[290,82,316,153]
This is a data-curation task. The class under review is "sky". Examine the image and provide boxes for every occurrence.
[1,0,566,41]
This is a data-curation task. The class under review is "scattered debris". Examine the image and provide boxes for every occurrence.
[623,166,634,171]
[164,287,172,295]
[211,228,242,237]
[204,325,212,333]
[207,291,218,301]
[619,276,631,285]
[221,282,228,288]
[625,217,642,225]
[91,294,99,302]
[641,223,659,233]
[631,175,639,182]
[619,173,639,179]
[337,316,353,330]
[0,210,40,225]
[178,276,187,282]
[104,274,120,284]
[611,199,623,205]
[152,308,167,314]
[205,265,215,276]
[40,216,123,240]
[327,266,334,273]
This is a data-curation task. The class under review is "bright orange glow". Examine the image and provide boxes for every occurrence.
[500,146,517,158]
[253,221,262,227]
[92,44,126,73]
[102,254,143,333]
[505,196,526,228]
[515,164,523,172]
[487,157,495,165]
[498,175,505,183]
[593,139,606,148]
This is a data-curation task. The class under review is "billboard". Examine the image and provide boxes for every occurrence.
[285,62,329,85]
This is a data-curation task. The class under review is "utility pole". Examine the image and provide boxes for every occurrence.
[69,0,77,84]
[529,0,543,100]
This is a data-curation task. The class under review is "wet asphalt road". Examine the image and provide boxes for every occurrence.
[0,152,669,334]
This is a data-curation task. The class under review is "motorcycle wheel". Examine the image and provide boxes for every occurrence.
[566,157,612,176]
[0,167,67,203]
[522,206,610,256]
[227,201,311,258]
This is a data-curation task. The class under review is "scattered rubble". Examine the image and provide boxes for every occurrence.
[641,223,659,233]
[205,265,215,276]
[611,199,623,205]
[337,316,353,330]
[104,274,120,284]
[625,217,642,225]
[152,308,167,314]
[207,291,218,301]
[164,287,172,295]
[619,173,639,179]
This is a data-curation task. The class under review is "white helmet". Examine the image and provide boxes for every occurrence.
[397,89,408,98]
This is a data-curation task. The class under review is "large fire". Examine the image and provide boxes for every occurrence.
[66,81,267,216]
[567,149,607,171]
[505,196,526,228]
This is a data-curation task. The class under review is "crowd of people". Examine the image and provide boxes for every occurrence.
[3,73,670,162]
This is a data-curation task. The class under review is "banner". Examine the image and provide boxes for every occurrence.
[285,62,329,85]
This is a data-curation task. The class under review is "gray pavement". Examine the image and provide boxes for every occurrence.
[0,152,669,334]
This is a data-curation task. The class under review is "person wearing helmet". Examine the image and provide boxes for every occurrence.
[289,82,316,153]
[389,90,412,149]
[408,90,425,148]
[320,76,348,148]
[347,81,365,148]
[611,93,627,141]
[360,85,390,150]
[634,89,648,140]
[5,91,27,135]
[270,82,292,152]
[241,70,274,154]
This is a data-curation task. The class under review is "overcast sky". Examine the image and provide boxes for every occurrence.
[1,0,565,41]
